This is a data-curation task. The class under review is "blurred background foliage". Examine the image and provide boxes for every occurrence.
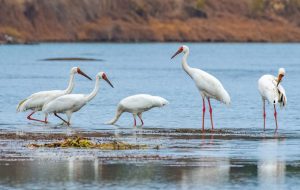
[0,0,300,43]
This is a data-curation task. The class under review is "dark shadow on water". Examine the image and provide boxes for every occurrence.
[41,57,103,61]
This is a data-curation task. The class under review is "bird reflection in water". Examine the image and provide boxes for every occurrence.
[257,138,286,188]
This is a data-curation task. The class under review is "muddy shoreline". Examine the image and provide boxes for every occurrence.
[0,128,289,162]
[0,128,288,141]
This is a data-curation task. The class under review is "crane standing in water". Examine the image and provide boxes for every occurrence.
[42,72,113,125]
[171,45,230,132]
[258,68,287,132]
[106,94,168,126]
[17,67,92,123]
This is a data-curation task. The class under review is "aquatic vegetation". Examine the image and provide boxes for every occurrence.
[27,137,147,150]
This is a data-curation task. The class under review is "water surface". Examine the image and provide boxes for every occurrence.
[0,43,300,189]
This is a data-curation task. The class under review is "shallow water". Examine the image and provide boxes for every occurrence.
[0,43,300,189]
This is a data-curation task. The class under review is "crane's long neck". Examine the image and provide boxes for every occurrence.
[64,72,75,94]
[182,51,193,77]
[85,77,100,102]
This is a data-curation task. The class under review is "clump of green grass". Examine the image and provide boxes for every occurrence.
[196,0,206,10]
[251,0,266,15]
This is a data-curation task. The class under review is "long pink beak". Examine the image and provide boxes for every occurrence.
[78,69,92,80]
[103,76,114,88]
[171,49,182,59]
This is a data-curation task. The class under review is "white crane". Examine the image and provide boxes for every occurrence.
[258,68,287,132]
[42,72,113,125]
[106,94,168,126]
[17,67,92,123]
[171,45,230,132]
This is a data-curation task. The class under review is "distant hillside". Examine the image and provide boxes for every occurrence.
[1,0,300,43]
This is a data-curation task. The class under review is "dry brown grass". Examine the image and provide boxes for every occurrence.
[1,0,300,42]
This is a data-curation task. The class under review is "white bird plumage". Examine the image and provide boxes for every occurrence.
[258,68,287,131]
[106,94,169,126]
[171,45,230,132]
[42,71,113,125]
[17,67,92,123]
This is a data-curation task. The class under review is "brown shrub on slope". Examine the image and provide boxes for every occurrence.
[0,0,300,42]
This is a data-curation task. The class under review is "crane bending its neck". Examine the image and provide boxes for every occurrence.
[64,72,76,94]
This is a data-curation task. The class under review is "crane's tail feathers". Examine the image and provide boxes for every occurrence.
[221,91,231,106]
[277,85,287,109]
[222,99,231,106]
[17,99,28,112]
[279,94,287,109]
[105,106,123,125]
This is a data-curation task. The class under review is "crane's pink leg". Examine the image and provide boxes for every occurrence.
[263,100,266,131]
[207,98,214,131]
[274,105,278,132]
[54,113,70,126]
[133,114,137,126]
[137,113,144,126]
[27,111,48,123]
[202,97,205,132]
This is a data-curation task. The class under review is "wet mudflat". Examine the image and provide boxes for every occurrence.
[0,127,300,189]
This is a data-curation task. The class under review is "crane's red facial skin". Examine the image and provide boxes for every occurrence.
[102,73,114,88]
[102,73,107,79]
[171,46,184,59]
[77,68,92,80]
